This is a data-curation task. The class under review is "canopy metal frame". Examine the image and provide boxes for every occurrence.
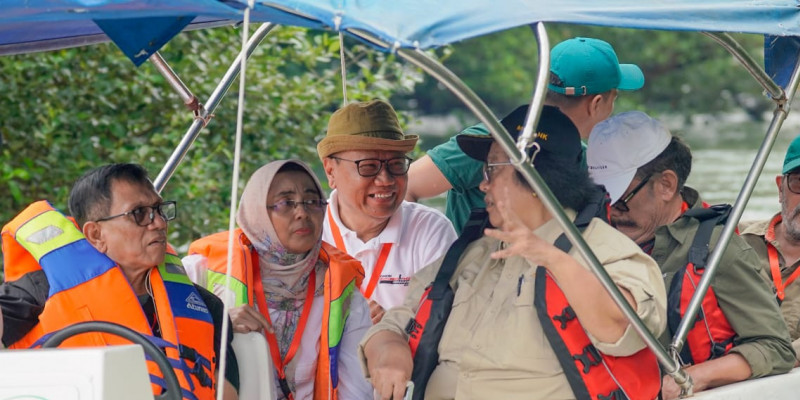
[148,18,800,400]
[668,33,800,369]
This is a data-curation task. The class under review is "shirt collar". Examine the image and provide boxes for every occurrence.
[328,189,402,245]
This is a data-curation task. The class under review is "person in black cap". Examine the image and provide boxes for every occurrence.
[358,106,666,400]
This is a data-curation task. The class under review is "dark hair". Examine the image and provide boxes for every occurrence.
[634,136,692,190]
[545,72,614,109]
[513,152,597,211]
[68,163,153,228]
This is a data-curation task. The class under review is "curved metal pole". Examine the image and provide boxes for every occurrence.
[670,53,800,357]
[41,321,181,400]
[382,44,686,385]
[516,23,550,156]
[703,32,784,101]
[153,22,277,193]
[150,52,197,107]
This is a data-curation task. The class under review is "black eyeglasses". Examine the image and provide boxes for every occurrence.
[96,201,177,226]
[267,199,328,216]
[330,156,412,177]
[785,172,800,194]
[612,175,652,212]
[482,161,514,183]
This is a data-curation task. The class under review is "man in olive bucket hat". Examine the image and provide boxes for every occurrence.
[318,100,456,324]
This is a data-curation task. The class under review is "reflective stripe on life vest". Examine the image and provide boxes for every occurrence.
[4,201,217,400]
[188,229,253,307]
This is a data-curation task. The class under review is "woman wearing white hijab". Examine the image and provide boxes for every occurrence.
[184,159,372,400]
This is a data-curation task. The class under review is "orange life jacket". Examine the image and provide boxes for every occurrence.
[536,267,660,400]
[2,201,217,400]
[667,204,736,365]
[188,229,365,400]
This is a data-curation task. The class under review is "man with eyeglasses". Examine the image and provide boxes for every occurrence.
[587,112,794,399]
[0,163,239,400]
[741,134,800,366]
[318,100,457,323]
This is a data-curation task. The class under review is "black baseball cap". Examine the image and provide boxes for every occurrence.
[456,105,582,169]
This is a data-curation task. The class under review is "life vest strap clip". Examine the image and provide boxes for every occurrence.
[405,318,422,339]
[551,306,576,329]
[597,388,626,400]
[709,337,735,360]
[572,344,603,374]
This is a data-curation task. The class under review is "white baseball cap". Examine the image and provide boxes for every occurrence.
[587,111,672,203]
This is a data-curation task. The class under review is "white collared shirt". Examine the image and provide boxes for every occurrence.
[323,190,457,310]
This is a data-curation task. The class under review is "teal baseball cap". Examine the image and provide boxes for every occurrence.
[782,135,800,174]
[548,37,645,96]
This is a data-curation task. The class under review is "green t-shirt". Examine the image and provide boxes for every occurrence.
[427,123,588,233]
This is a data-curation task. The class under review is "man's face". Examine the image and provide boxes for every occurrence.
[323,150,408,227]
[778,172,800,241]
[94,179,168,273]
[608,173,664,245]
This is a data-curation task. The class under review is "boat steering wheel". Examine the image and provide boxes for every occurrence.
[41,321,182,400]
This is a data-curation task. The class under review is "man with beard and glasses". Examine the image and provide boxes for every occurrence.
[587,112,794,399]
[741,134,800,366]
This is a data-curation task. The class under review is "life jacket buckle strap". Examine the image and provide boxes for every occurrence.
[179,344,213,388]
[551,306,576,329]
[405,318,422,339]
[598,388,627,400]
[572,344,603,374]
[190,362,213,388]
[709,337,734,360]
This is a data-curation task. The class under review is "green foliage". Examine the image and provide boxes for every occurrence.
[401,24,771,121]
[0,25,423,270]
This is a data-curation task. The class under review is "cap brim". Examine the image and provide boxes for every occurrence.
[594,169,637,204]
[456,134,494,162]
[617,64,645,91]
[783,158,800,175]
[317,134,418,159]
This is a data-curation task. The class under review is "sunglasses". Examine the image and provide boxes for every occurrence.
[330,156,412,177]
[612,175,652,212]
[96,201,177,226]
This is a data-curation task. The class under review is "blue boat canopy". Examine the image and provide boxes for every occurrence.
[2,0,799,85]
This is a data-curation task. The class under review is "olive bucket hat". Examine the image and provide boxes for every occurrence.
[317,99,419,159]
